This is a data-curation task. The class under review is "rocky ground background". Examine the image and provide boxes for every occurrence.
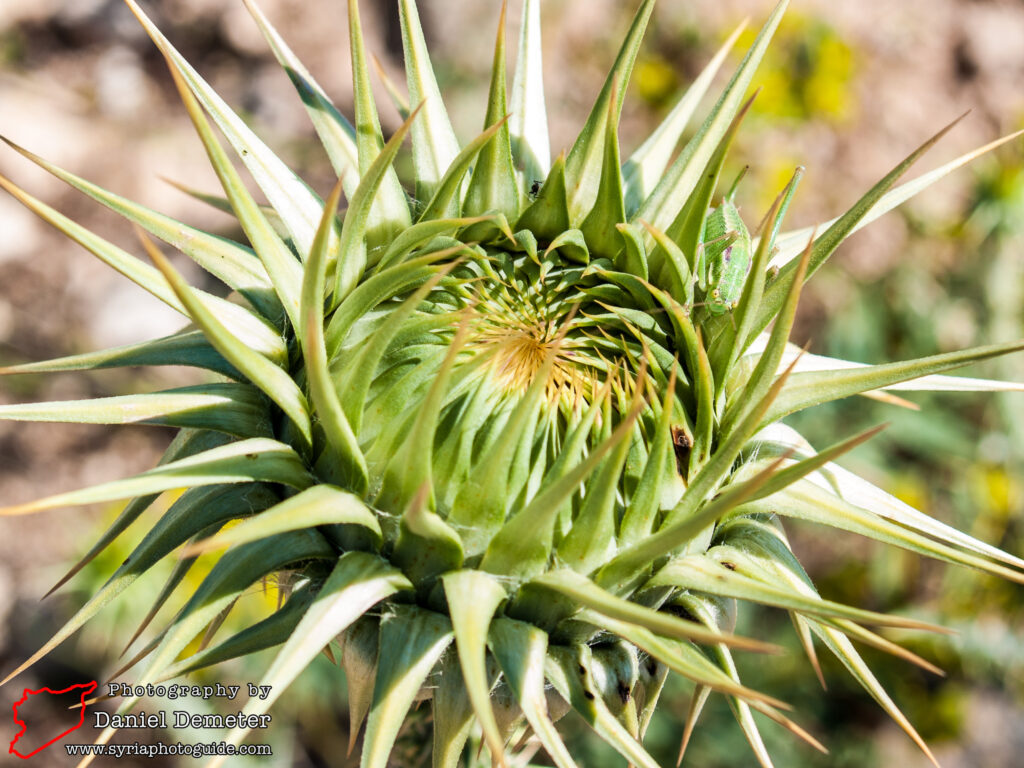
[0,0,1022,766]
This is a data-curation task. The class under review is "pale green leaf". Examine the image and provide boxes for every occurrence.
[301,178,369,492]
[463,3,520,223]
[419,120,510,223]
[88,529,335,753]
[741,480,1024,585]
[622,21,747,212]
[165,62,303,334]
[565,0,655,222]
[124,0,329,258]
[0,438,313,517]
[532,569,772,652]
[770,129,1024,269]
[347,0,414,249]
[0,383,269,437]
[442,570,508,766]
[184,485,382,556]
[41,430,231,598]
[544,644,662,768]
[158,586,315,680]
[240,0,359,196]
[635,0,789,234]
[488,619,579,768]
[763,339,1024,426]
[360,605,454,768]
[333,104,422,303]
[0,483,276,687]
[399,0,461,201]
[216,552,411,761]
[0,172,287,364]
[431,651,477,768]
[0,331,238,380]
[745,115,965,342]
[509,0,550,187]
[147,243,313,450]
[1,136,280,322]
[752,424,1024,569]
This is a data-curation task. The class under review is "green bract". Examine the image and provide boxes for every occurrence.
[2,1,1023,766]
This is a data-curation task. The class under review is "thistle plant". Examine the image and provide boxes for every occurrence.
[2,1,1024,766]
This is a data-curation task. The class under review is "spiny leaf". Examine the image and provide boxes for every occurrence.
[763,338,1024,427]
[0,172,287,364]
[565,0,655,222]
[737,423,888,506]
[214,553,411,764]
[431,650,478,768]
[240,0,359,195]
[517,152,571,241]
[532,569,774,652]
[347,0,414,249]
[399,0,460,201]
[145,236,314,451]
[442,570,509,767]
[0,136,280,323]
[157,586,315,680]
[86,529,335,754]
[750,342,1024,394]
[636,0,789,234]
[0,484,276,687]
[301,177,368,492]
[163,62,303,335]
[488,619,579,768]
[183,485,382,557]
[124,0,330,259]
[333,103,423,304]
[751,423,1024,569]
[711,167,804,388]
[623,20,747,212]
[720,233,812,440]
[0,383,270,438]
[360,605,454,768]
[745,114,966,343]
[596,452,791,596]
[741,481,1024,585]
[650,553,940,631]
[509,0,551,187]
[42,430,231,599]
[812,625,938,767]
[0,331,239,380]
[463,1,520,223]
[545,644,662,768]
[0,438,312,517]
[770,129,1024,269]
[579,78,627,258]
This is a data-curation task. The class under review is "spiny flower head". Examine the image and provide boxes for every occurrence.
[1,1,1023,766]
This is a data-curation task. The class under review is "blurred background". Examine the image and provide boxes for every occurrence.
[0,0,1022,765]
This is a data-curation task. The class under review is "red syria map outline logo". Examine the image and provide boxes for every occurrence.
[9,680,98,759]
